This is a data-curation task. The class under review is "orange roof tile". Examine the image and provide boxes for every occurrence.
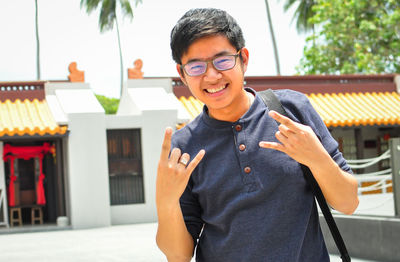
[179,92,400,127]
[0,99,67,137]
[308,92,400,127]
[179,96,204,119]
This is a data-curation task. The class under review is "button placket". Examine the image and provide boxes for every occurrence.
[234,124,242,132]
[233,122,254,187]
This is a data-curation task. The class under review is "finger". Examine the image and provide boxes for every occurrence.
[278,124,294,137]
[186,149,206,174]
[169,147,182,163]
[259,141,286,153]
[160,127,173,160]
[269,111,300,132]
[275,131,289,145]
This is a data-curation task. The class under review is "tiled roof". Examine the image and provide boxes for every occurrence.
[308,92,400,127]
[179,96,204,119]
[0,99,67,137]
[178,92,400,127]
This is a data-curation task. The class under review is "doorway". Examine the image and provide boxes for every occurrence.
[2,139,66,227]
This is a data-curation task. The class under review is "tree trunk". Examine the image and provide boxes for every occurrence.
[115,16,124,98]
[35,0,41,80]
[265,0,281,75]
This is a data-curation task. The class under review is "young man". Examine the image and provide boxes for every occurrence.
[156,8,359,262]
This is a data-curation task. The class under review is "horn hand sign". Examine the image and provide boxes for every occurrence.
[156,127,205,208]
[259,110,329,168]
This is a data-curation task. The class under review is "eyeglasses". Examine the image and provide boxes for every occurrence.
[181,50,241,77]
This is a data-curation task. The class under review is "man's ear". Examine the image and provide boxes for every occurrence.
[240,47,249,73]
[176,64,188,86]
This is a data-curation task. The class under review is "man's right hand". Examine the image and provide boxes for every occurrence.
[156,127,205,208]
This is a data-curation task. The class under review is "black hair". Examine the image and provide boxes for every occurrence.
[170,8,245,64]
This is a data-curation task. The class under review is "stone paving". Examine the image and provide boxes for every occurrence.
[0,222,380,262]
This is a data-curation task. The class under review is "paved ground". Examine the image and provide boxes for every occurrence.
[0,222,381,262]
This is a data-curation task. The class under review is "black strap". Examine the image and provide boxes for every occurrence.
[258,89,351,262]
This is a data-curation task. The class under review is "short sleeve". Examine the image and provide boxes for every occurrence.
[180,181,204,246]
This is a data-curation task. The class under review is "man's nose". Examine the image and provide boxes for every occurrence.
[204,61,222,80]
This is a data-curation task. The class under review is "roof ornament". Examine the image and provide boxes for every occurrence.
[68,62,85,82]
[128,59,144,79]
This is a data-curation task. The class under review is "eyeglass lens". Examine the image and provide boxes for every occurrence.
[184,55,236,76]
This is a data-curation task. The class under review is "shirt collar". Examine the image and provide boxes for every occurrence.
[201,87,263,129]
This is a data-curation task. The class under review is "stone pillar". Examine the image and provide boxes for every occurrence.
[389,137,400,216]
[0,142,9,227]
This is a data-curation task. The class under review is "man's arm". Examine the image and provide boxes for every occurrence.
[156,201,194,261]
[156,127,205,261]
[259,111,359,215]
[307,150,359,215]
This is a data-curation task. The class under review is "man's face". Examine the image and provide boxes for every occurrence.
[177,34,249,121]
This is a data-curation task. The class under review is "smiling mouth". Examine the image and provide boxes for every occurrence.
[205,84,227,94]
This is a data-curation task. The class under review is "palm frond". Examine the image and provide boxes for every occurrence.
[80,0,102,14]
[283,0,315,33]
[283,0,297,11]
[99,0,116,32]
[296,0,315,33]
[118,0,133,19]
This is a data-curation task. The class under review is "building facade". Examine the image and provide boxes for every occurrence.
[1,74,400,231]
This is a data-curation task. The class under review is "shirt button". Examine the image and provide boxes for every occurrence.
[239,144,246,151]
[244,166,251,173]
[235,124,242,131]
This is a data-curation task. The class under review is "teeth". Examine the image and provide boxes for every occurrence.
[207,86,225,93]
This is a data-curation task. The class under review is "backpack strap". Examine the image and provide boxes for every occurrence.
[258,89,351,262]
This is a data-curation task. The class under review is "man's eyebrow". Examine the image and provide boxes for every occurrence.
[185,51,233,64]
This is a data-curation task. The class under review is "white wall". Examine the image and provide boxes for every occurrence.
[46,83,111,229]
[108,79,183,224]
[107,111,177,224]
[118,78,190,121]
[44,79,184,227]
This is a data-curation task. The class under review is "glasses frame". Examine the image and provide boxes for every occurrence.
[181,50,242,77]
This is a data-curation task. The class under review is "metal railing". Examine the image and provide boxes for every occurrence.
[347,138,400,216]
[347,150,392,194]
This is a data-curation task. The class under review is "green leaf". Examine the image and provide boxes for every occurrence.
[297,0,400,74]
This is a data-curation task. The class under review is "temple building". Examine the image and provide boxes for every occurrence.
[1,74,399,232]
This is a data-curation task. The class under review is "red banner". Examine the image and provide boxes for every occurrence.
[7,159,16,207]
[3,143,55,207]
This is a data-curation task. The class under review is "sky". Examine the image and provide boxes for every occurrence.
[0,0,307,98]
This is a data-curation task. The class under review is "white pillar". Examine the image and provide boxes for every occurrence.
[389,137,400,216]
[48,83,111,229]
[394,75,400,93]
[0,142,9,227]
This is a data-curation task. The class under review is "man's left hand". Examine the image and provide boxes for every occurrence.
[259,110,328,167]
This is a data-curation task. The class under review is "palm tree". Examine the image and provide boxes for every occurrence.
[283,0,316,33]
[35,0,41,80]
[265,0,281,75]
[80,0,142,97]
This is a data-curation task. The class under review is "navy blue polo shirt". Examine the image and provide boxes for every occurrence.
[171,88,351,262]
